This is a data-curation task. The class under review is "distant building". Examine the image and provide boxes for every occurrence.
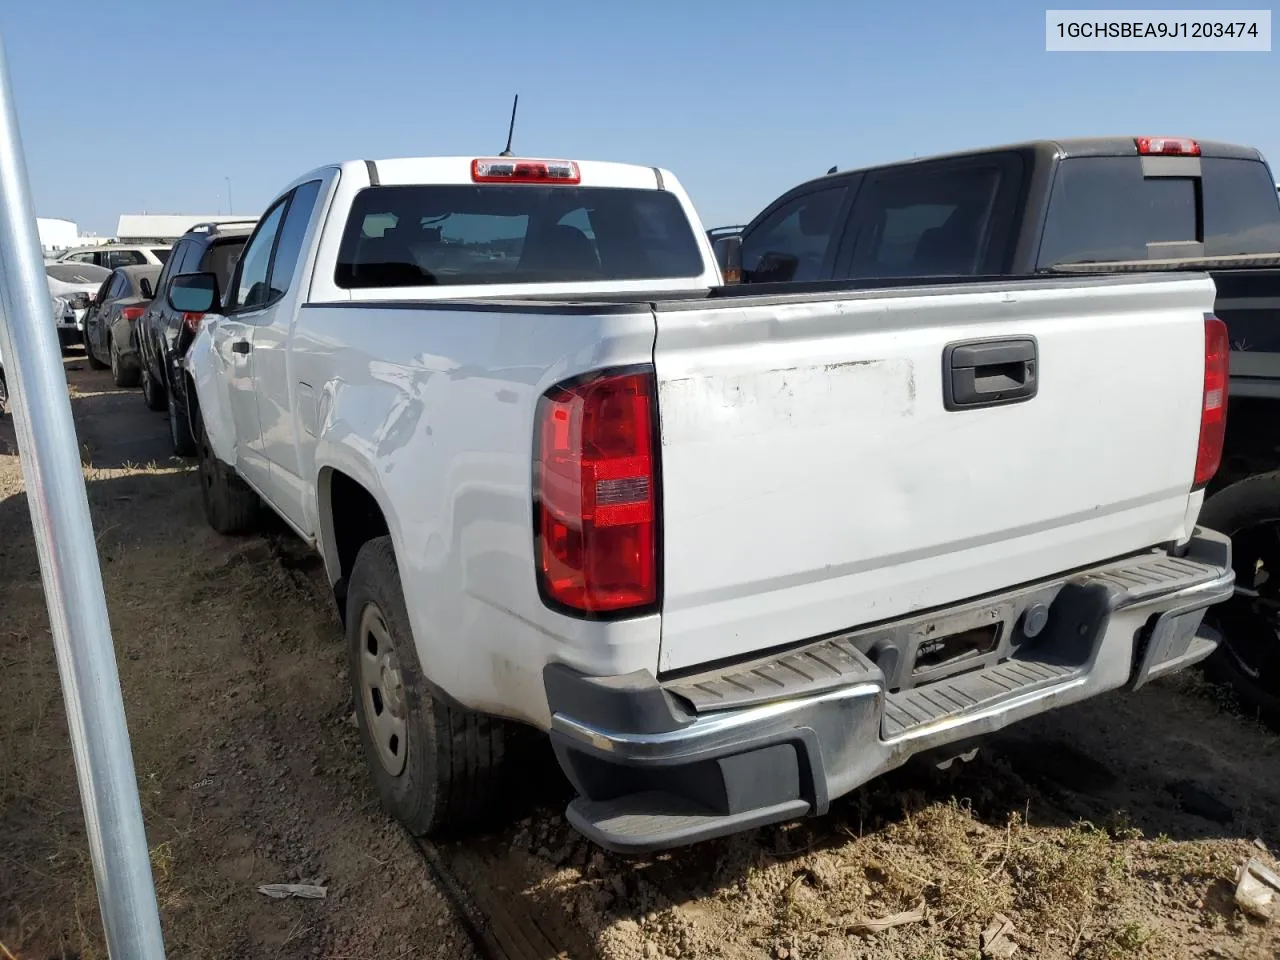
[36,217,82,254]
[116,214,257,243]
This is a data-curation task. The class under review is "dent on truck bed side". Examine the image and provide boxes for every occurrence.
[291,303,662,729]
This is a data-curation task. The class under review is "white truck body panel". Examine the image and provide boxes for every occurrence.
[184,154,1217,729]
[181,153,1235,851]
[652,276,1216,670]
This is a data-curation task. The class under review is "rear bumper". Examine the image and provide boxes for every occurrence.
[547,529,1234,854]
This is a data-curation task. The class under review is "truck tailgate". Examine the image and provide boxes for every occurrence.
[653,275,1216,672]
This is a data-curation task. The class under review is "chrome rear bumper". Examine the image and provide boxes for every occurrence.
[547,529,1234,853]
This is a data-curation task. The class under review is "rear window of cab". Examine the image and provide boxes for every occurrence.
[334,184,705,288]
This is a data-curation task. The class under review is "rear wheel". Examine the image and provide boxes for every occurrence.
[195,412,259,534]
[109,338,140,388]
[1200,472,1280,730]
[167,370,197,456]
[141,364,166,411]
[348,535,520,836]
[84,329,107,370]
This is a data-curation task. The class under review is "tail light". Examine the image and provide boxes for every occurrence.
[1194,315,1229,490]
[121,306,145,322]
[534,368,659,615]
[182,312,205,335]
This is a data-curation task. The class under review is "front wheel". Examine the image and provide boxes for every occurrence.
[348,535,519,837]
[195,412,259,534]
[141,364,166,411]
[1199,472,1280,730]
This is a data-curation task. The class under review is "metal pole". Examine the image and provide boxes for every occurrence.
[0,35,166,960]
[225,176,233,215]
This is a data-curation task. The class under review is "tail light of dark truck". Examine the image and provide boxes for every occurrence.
[534,367,661,618]
[1195,314,1229,489]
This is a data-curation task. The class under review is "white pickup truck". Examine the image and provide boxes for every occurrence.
[170,154,1235,853]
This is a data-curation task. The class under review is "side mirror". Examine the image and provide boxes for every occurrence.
[139,278,154,300]
[712,235,743,284]
[167,272,220,314]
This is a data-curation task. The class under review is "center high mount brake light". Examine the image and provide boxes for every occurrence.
[1135,136,1201,157]
[471,158,581,185]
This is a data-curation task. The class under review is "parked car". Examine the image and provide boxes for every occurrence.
[171,153,1232,853]
[58,243,171,268]
[45,261,110,348]
[136,220,256,452]
[723,135,1280,728]
[82,265,162,387]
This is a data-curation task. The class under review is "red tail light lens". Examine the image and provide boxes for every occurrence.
[182,312,205,335]
[535,369,659,615]
[121,306,145,321]
[1194,315,1229,490]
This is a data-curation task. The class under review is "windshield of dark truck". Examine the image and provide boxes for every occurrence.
[1038,156,1280,267]
[335,184,704,288]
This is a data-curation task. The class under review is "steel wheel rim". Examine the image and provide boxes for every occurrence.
[359,602,408,776]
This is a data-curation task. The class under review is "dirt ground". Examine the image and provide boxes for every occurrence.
[3,360,1280,960]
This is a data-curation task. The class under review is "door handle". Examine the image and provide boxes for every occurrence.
[231,340,251,355]
[942,337,1038,411]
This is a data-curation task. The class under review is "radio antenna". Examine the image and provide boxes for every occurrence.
[499,94,519,157]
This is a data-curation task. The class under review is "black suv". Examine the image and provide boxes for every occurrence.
[136,220,256,454]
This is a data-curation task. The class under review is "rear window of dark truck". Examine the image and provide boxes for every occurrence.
[334,185,705,288]
[1037,156,1280,267]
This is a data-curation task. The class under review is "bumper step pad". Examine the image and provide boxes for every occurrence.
[882,659,1078,740]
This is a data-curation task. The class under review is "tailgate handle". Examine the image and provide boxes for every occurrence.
[943,337,1038,411]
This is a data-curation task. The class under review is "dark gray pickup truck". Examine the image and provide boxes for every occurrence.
[721,136,1280,726]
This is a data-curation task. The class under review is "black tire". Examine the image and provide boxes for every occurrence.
[141,364,166,411]
[167,371,197,457]
[109,338,141,388]
[195,412,259,534]
[348,535,518,837]
[84,330,107,370]
[1199,472,1280,729]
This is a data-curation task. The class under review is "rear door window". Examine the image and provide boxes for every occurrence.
[202,238,248,294]
[846,162,1008,278]
[740,184,849,283]
[103,249,148,269]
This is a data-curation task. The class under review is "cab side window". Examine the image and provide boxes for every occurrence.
[233,201,288,309]
[740,185,848,283]
[847,163,1006,279]
[266,180,323,301]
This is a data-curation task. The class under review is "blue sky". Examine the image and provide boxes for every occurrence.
[4,0,1276,235]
